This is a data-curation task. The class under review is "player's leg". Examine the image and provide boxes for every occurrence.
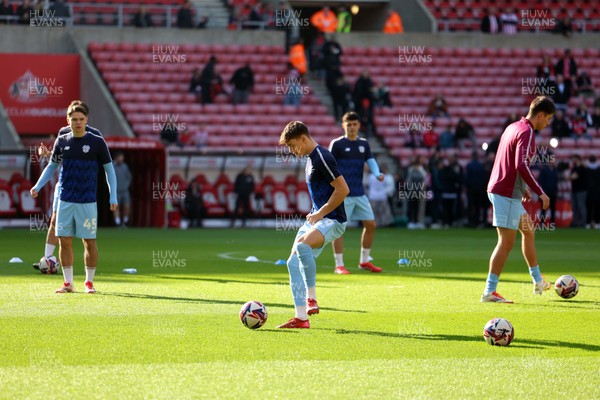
[55,201,76,293]
[278,223,316,328]
[75,203,98,294]
[33,211,59,270]
[332,198,352,274]
[519,212,551,295]
[354,196,382,273]
[482,193,519,303]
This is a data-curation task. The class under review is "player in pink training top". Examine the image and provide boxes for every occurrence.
[482,96,554,303]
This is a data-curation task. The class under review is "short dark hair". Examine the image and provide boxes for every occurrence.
[528,96,555,117]
[279,121,310,145]
[67,100,89,116]
[342,111,360,122]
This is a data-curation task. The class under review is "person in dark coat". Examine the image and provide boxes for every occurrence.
[231,166,255,227]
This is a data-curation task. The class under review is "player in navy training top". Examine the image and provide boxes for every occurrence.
[328,111,384,274]
[276,121,349,329]
[33,100,104,272]
[31,101,118,294]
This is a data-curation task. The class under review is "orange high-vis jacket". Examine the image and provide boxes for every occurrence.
[310,9,338,33]
[289,43,307,75]
[383,11,404,33]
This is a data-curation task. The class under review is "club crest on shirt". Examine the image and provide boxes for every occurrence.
[64,146,70,150]
[345,147,350,152]
[82,145,90,153]
[359,146,365,153]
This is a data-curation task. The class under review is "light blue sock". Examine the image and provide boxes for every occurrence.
[296,243,317,289]
[484,273,499,295]
[286,253,306,306]
[529,265,543,283]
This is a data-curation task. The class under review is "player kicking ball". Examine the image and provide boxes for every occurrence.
[328,112,384,274]
[31,101,118,294]
[482,96,554,303]
[277,121,349,328]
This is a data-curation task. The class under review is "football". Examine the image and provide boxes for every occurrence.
[39,256,60,275]
[240,301,268,329]
[483,318,514,346]
[554,275,579,299]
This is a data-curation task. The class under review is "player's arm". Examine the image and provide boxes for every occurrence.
[103,163,118,211]
[367,158,384,181]
[307,175,349,225]
[515,132,549,209]
[31,138,61,198]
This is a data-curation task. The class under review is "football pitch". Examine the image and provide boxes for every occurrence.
[0,227,598,399]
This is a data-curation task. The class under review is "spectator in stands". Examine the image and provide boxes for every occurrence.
[427,93,449,119]
[592,106,600,133]
[575,103,593,127]
[537,159,558,224]
[465,151,487,228]
[551,109,572,138]
[132,5,153,28]
[406,156,427,229]
[555,49,578,88]
[439,124,454,149]
[405,127,423,149]
[429,157,444,229]
[373,81,392,108]
[321,33,343,81]
[576,71,595,97]
[440,155,463,228]
[502,112,519,131]
[486,133,501,156]
[50,0,70,21]
[283,63,302,108]
[185,180,205,228]
[246,3,265,29]
[555,16,574,38]
[231,166,255,228]
[381,164,396,218]
[16,0,33,25]
[160,122,179,147]
[586,155,600,229]
[310,6,337,33]
[199,56,224,104]
[536,54,556,85]
[570,155,587,227]
[308,33,325,77]
[454,118,476,149]
[289,37,307,76]
[571,114,592,143]
[422,129,439,149]
[551,74,572,113]
[336,6,351,32]
[353,70,376,136]
[190,123,209,148]
[480,7,500,34]
[0,0,14,24]
[189,67,202,102]
[177,0,194,28]
[330,74,352,121]
[112,152,132,227]
[383,8,403,33]
[367,170,393,227]
[500,7,518,35]
[230,63,254,105]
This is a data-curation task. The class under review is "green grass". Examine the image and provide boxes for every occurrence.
[0,227,599,399]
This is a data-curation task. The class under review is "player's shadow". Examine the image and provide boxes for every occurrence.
[315,329,600,352]
[150,275,338,289]
[400,273,526,284]
[100,292,364,313]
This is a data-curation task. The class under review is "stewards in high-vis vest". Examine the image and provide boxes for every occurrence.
[336,6,351,32]
[310,6,338,33]
[383,9,404,33]
[289,40,307,75]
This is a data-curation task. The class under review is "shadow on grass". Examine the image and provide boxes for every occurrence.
[313,329,600,352]
[99,292,365,313]
[151,275,338,289]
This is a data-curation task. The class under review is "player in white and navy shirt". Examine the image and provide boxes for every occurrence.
[31,101,117,294]
[276,121,349,329]
[328,111,384,275]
